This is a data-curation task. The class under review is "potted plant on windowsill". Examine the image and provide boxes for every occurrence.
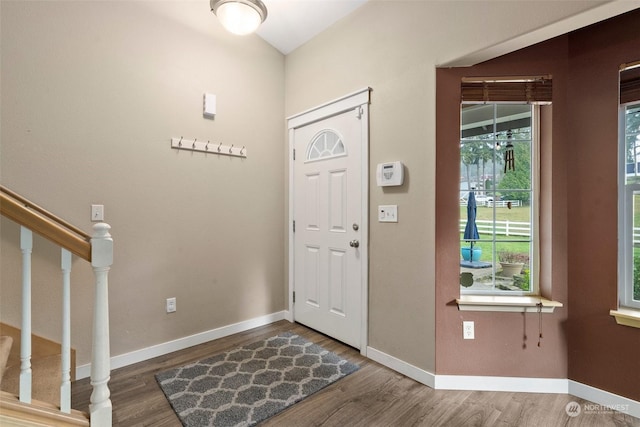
[498,250,526,277]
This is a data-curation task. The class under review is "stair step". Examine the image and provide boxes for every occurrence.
[0,336,12,382]
[0,390,89,427]
[1,353,63,405]
[0,323,76,408]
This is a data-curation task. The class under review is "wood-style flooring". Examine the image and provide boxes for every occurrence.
[71,320,639,426]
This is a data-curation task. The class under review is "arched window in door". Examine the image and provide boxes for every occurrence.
[306,129,346,162]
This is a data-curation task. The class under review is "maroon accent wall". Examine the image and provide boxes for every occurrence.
[436,9,640,400]
[436,36,570,379]
[566,11,640,401]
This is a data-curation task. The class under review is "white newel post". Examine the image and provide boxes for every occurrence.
[89,223,113,427]
[19,227,33,403]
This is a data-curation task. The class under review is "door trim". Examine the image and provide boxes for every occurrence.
[287,87,370,355]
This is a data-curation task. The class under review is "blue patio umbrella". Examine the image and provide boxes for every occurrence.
[463,191,480,262]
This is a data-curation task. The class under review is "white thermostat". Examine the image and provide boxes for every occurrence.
[376,161,404,186]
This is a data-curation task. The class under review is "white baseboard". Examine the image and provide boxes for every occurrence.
[367,346,565,393]
[366,346,436,388]
[76,319,639,421]
[76,311,287,380]
[569,380,640,419]
[367,345,639,419]
[435,374,568,394]
[284,310,293,322]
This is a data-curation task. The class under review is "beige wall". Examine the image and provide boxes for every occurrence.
[284,0,612,371]
[0,1,285,365]
[0,0,620,374]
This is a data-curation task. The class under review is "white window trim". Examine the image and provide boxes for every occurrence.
[610,308,640,328]
[457,295,562,313]
[460,104,539,297]
[615,102,640,327]
[457,105,564,312]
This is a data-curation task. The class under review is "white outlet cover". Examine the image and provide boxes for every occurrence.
[166,297,176,313]
[463,321,474,339]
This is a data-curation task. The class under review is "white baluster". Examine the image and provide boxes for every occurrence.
[60,249,72,413]
[19,227,32,403]
[89,223,112,427]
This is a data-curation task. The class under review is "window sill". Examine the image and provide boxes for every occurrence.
[610,308,640,329]
[456,295,563,313]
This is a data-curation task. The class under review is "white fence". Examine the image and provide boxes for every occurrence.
[459,199,521,208]
[487,200,521,208]
[459,219,530,237]
[461,218,640,243]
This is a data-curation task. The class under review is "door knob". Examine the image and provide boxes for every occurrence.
[349,239,360,248]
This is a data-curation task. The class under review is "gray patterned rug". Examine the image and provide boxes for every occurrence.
[155,332,359,426]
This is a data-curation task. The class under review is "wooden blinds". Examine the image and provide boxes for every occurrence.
[620,62,640,104]
[461,76,552,103]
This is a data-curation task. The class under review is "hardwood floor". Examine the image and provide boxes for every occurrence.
[72,320,639,426]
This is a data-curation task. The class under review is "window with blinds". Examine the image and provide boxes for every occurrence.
[461,76,552,104]
[620,62,640,104]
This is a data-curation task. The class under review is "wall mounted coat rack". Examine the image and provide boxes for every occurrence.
[171,137,247,158]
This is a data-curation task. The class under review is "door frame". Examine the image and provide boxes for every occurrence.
[286,87,370,355]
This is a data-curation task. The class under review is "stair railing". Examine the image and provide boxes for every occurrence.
[1,185,112,426]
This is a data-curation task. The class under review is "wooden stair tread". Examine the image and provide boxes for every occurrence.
[0,336,12,382]
[0,324,76,408]
[0,323,75,380]
[1,353,63,406]
[0,390,89,427]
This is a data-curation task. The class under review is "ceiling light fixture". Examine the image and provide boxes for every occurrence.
[210,0,268,36]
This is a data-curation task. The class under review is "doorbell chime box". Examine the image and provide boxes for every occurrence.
[376,161,404,186]
[203,93,216,119]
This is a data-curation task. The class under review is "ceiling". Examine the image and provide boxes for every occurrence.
[255,0,368,55]
[249,0,638,63]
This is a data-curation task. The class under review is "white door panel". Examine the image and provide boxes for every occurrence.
[292,106,364,349]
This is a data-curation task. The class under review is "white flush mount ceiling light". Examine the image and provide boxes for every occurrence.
[210,0,268,36]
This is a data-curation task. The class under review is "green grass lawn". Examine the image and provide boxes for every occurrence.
[460,205,531,262]
[460,235,530,261]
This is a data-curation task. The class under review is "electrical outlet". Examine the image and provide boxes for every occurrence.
[463,321,475,339]
[166,297,176,313]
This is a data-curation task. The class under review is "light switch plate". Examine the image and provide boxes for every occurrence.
[378,205,398,222]
[91,204,104,222]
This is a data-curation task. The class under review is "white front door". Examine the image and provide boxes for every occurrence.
[288,89,369,349]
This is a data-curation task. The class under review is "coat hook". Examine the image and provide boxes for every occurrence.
[229,144,234,154]
[205,140,210,151]
[218,142,222,152]
[240,146,245,155]
[192,138,197,149]
[178,136,183,147]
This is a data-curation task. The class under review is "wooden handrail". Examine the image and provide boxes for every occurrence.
[1,186,89,238]
[0,186,91,261]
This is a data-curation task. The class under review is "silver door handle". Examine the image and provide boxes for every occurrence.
[349,240,360,248]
